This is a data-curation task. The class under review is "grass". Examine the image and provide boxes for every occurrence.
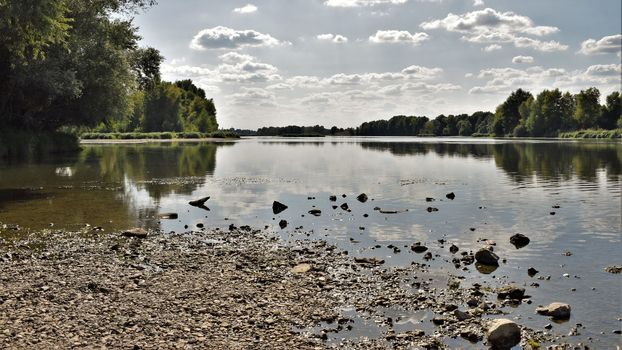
[80,131,240,140]
[558,129,622,139]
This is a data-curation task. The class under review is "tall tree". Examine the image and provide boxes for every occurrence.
[491,89,533,136]
[599,91,621,130]
[573,87,601,129]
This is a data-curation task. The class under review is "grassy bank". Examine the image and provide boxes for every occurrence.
[0,130,80,160]
[558,129,622,139]
[80,131,240,140]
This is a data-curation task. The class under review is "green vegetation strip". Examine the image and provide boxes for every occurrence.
[80,131,240,140]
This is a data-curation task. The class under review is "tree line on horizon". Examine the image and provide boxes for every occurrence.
[0,0,217,136]
[257,87,621,137]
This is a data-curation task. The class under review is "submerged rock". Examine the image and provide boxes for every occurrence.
[272,201,288,214]
[278,220,288,229]
[446,192,456,200]
[510,233,530,249]
[356,193,368,203]
[158,212,178,219]
[486,319,521,350]
[536,302,571,320]
[475,248,499,266]
[121,228,148,238]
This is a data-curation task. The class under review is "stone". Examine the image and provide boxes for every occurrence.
[278,220,287,229]
[446,192,456,200]
[189,197,210,207]
[527,267,539,277]
[425,197,435,202]
[340,203,349,211]
[158,213,178,219]
[411,243,428,253]
[605,266,622,274]
[308,209,321,216]
[449,244,459,254]
[272,201,288,214]
[356,193,368,203]
[475,248,499,266]
[354,257,384,266]
[496,285,525,300]
[329,195,337,201]
[454,309,470,321]
[121,228,148,238]
[426,207,439,212]
[536,302,571,320]
[509,233,530,249]
[290,263,312,273]
[486,319,521,350]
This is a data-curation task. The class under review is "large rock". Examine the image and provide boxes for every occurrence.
[272,201,288,214]
[509,233,530,249]
[475,248,499,266]
[189,196,210,207]
[122,228,148,238]
[486,319,521,350]
[497,285,525,300]
[536,302,571,320]
[356,193,369,203]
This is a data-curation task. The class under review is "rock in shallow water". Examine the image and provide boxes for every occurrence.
[496,285,526,300]
[536,302,571,320]
[486,318,521,350]
[356,193,368,203]
[272,201,288,214]
[121,228,148,238]
[509,233,530,249]
[475,248,499,266]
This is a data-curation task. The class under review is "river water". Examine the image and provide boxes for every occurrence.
[0,137,620,347]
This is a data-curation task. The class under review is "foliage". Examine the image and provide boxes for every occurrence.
[574,87,601,129]
[80,131,239,140]
[558,129,622,139]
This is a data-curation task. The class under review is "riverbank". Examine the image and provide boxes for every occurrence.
[558,129,622,139]
[0,226,582,349]
[80,131,240,140]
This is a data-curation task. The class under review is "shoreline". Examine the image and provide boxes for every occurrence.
[0,226,580,349]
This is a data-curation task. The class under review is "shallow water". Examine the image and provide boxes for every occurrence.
[1,137,621,347]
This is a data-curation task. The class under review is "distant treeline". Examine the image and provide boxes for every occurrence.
[257,88,621,137]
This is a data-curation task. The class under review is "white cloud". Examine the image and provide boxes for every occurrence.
[421,8,567,52]
[190,26,282,50]
[512,55,534,64]
[233,4,257,14]
[468,64,621,95]
[218,52,254,64]
[317,33,349,43]
[579,34,622,55]
[230,87,276,107]
[473,0,484,6]
[369,30,429,45]
[324,0,407,7]
[483,44,501,51]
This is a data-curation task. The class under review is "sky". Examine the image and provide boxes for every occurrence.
[133,0,622,129]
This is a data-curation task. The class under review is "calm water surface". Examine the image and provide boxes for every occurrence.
[1,137,621,347]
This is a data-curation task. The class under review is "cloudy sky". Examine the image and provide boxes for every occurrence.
[133,0,621,129]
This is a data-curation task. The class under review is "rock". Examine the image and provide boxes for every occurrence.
[605,266,622,274]
[423,252,432,260]
[446,192,455,200]
[497,285,526,300]
[308,209,321,216]
[329,195,337,201]
[509,233,530,249]
[196,223,204,228]
[189,196,210,207]
[454,309,470,321]
[527,267,539,277]
[354,257,384,266]
[536,302,571,320]
[426,207,439,213]
[356,193,368,203]
[340,203,349,211]
[475,248,499,266]
[278,220,288,229]
[449,244,459,254]
[486,319,521,350]
[158,212,178,219]
[272,201,288,214]
[425,197,435,202]
[411,243,428,253]
[121,228,148,238]
[290,263,312,273]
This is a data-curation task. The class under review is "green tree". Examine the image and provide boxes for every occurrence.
[574,87,601,129]
[599,91,621,130]
[491,89,533,136]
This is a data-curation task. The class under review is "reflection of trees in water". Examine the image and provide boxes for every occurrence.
[80,142,232,200]
[359,142,494,160]
[360,141,622,183]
